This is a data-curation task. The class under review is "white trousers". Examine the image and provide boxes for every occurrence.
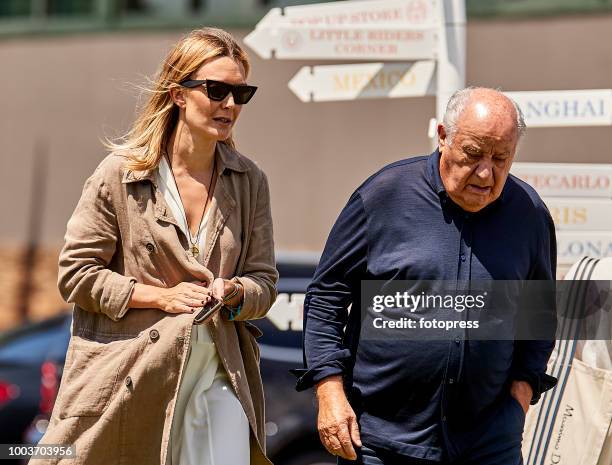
[170,325,250,465]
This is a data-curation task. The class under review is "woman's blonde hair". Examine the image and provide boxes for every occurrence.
[108,27,251,171]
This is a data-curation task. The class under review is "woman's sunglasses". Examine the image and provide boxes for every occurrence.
[179,79,258,105]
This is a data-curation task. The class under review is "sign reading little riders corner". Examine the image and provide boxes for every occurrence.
[244,0,438,61]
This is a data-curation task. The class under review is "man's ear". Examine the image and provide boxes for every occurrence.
[170,87,187,109]
[437,124,447,150]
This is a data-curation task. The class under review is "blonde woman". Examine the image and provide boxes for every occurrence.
[36,28,277,465]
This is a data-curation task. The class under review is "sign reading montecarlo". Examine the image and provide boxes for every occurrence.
[244,0,438,61]
[506,90,612,128]
[512,162,612,198]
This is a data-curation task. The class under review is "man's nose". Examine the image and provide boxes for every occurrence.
[475,159,494,180]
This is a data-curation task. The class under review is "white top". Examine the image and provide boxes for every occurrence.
[156,155,211,256]
[155,156,217,342]
[157,157,249,465]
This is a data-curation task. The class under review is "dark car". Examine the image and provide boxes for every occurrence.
[0,253,333,465]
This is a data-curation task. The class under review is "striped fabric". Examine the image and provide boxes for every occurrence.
[522,257,612,465]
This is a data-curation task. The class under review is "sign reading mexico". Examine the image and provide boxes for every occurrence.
[506,90,612,128]
[289,61,436,102]
[244,0,438,61]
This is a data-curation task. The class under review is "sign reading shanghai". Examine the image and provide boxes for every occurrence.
[511,162,612,198]
[244,0,438,61]
[506,89,612,127]
[288,61,436,102]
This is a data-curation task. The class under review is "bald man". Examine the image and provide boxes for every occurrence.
[294,88,557,465]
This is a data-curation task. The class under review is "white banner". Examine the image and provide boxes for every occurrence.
[557,232,612,265]
[512,163,612,198]
[506,90,612,127]
[288,61,436,102]
[244,0,438,60]
[544,198,612,231]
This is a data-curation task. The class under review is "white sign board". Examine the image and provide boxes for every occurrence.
[244,0,437,61]
[557,232,612,265]
[512,163,612,198]
[506,90,612,127]
[288,61,436,102]
[543,198,612,231]
[245,25,437,61]
[266,293,305,331]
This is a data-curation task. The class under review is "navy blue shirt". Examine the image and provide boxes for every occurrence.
[295,151,556,462]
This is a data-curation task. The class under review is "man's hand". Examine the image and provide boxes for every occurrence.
[315,376,362,460]
[510,380,533,414]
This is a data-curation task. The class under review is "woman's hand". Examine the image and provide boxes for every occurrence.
[211,278,244,307]
[128,282,211,314]
[157,282,212,314]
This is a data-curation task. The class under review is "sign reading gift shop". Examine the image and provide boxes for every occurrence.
[511,163,612,198]
[244,0,438,60]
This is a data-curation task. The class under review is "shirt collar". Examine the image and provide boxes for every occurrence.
[426,148,446,195]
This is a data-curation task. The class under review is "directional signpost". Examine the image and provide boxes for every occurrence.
[288,61,436,102]
[512,162,612,266]
[512,163,612,198]
[557,232,612,266]
[506,90,612,128]
[245,0,464,114]
[245,0,612,269]
[245,0,439,61]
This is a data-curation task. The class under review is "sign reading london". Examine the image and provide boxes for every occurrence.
[244,0,437,61]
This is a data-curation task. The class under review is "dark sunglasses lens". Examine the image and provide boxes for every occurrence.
[205,81,232,101]
[233,86,257,104]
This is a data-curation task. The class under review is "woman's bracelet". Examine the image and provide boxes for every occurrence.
[223,278,243,307]
[223,279,243,321]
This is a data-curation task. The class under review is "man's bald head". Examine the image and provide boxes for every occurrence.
[437,87,525,212]
[443,87,526,147]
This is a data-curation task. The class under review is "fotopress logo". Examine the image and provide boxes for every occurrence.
[371,291,487,313]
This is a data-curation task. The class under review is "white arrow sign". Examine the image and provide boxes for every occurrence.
[245,0,438,61]
[288,61,436,102]
[557,232,612,265]
[544,198,612,231]
[245,24,437,61]
[252,0,437,28]
[512,163,612,198]
[506,90,612,127]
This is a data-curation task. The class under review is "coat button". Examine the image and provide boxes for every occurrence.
[449,378,455,384]
[149,329,160,342]
[460,253,466,262]
[125,376,132,387]
[146,242,155,252]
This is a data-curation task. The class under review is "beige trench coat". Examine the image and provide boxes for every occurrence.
[35,143,278,465]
